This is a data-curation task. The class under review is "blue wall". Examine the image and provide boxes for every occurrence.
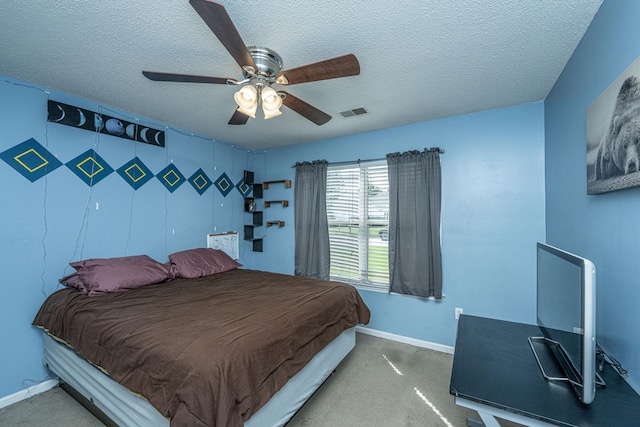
[0,76,254,398]
[259,102,546,348]
[545,0,640,391]
[6,0,638,401]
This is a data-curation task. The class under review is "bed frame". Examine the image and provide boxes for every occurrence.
[42,327,355,427]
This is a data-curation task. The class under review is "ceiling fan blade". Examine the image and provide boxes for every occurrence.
[275,54,360,85]
[228,109,250,125]
[189,0,257,70]
[280,91,332,126]
[142,71,234,84]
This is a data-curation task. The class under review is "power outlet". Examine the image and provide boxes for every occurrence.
[455,307,463,320]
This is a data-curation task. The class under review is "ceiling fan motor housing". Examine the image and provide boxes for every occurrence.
[244,46,283,80]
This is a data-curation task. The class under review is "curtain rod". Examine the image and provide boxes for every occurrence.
[291,148,444,168]
[329,157,386,167]
[291,158,380,168]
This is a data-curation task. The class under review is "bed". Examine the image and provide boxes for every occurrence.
[32,250,370,427]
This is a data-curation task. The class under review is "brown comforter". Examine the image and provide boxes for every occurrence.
[33,269,370,427]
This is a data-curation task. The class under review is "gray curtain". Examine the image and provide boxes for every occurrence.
[387,148,443,299]
[294,160,330,279]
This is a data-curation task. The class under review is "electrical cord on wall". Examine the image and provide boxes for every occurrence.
[164,138,170,257]
[40,90,51,297]
[100,106,174,259]
[68,106,103,267]
[123,118,140,256]
[0,79,56,297]
[212,140,217,236]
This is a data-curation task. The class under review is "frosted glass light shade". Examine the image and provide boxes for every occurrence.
[234,85,258,118]
[263,108,282,119]
[261,87,283,120]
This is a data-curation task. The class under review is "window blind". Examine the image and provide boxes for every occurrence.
[327,160,389,292]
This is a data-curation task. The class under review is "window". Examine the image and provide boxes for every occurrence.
[326,160,389,292]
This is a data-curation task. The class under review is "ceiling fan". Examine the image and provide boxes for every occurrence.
[142,0,360,126]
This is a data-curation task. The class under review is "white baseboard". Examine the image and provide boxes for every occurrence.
[0,378,59,410]
[356,326,455,354]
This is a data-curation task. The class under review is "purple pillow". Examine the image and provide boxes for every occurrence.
[168,248,242,279]
[60,255,172,296]
[59,272,88,294]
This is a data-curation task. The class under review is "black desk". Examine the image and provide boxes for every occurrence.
[450,315,640,427]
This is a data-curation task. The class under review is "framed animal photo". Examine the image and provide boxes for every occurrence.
[587,57,640,194]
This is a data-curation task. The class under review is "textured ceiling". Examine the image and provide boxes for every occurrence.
[0,0,602,150]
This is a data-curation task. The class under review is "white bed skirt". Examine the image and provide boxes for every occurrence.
[42,327,356,427]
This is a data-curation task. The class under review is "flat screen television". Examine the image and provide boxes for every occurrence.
[531,242,598,404]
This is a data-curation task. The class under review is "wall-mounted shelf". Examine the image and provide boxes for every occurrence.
[243,238,263,252]
[243,173,291,250]
[252,239,263,252]
[252,183,263,198]
[243,170,263,252]
[244,225,265,239]
[266,221,285,227]
[247,211,263,226]
[262,180,291,189]
[264,200,289,208]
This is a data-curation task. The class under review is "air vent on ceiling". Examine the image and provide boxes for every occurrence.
[339,107,368,118]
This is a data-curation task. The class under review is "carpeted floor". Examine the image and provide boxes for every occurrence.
[0,333,523,426]
[287,333,523,427]
[0,385,104,427]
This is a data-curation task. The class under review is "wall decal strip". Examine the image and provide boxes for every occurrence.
[2,139,233,196]
[47,100,165,147]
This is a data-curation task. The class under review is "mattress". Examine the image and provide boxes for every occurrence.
[42,327,356,427]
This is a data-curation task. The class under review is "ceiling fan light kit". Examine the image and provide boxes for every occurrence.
[230,50,284,120]
[233,83,283,120]
[260,86,283,119]
[234,85,258,118]
[142,0,360,126]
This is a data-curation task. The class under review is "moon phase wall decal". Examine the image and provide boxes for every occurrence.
[47,100,165,147]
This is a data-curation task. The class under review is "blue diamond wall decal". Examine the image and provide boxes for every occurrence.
[215,172,233,197]
[66,149,114,186]
[236,177,252,197]
[117,157,154,190]
[0,138,63,182]
[189,168,212,195]
[156,164,185,193]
